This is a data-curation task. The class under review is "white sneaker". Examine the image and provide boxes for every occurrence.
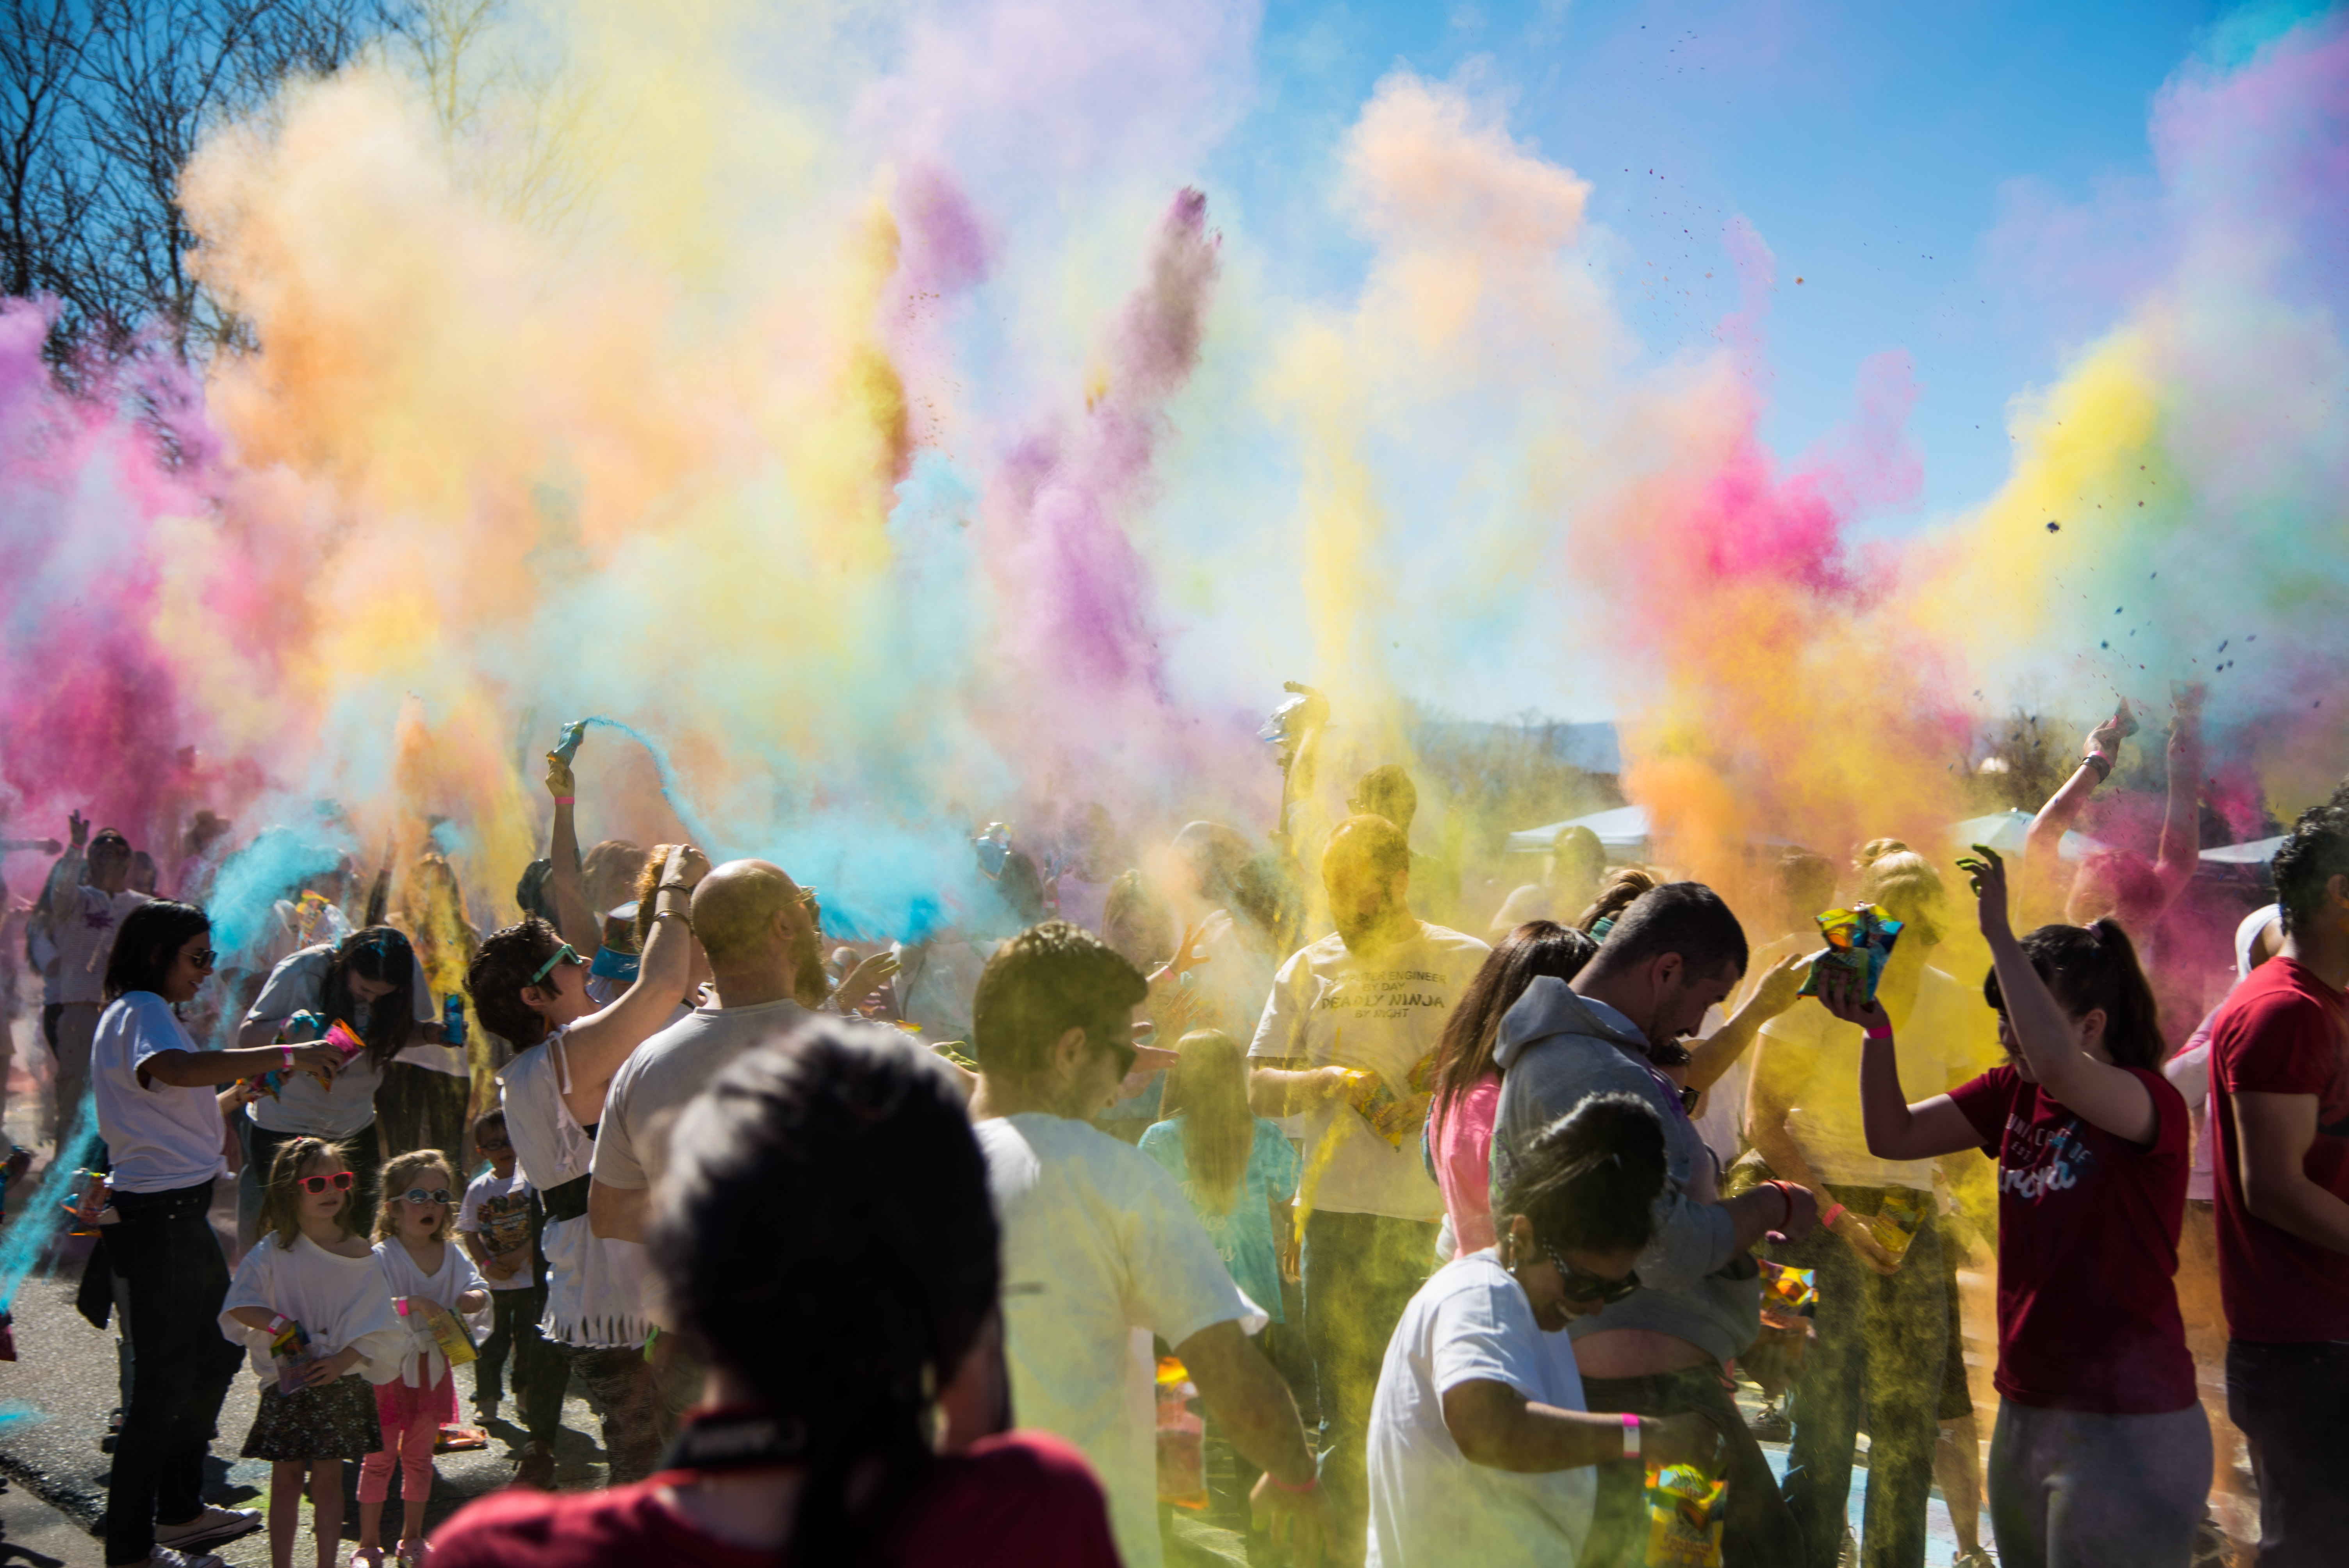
[153,1505,262,1548]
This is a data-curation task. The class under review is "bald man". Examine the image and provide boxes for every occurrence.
[588,859,829,1244]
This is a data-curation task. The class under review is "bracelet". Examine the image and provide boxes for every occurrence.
[656,882,695,895]
[551,795,576,805]
[268,1314,289,1335]
[1620,1412,1641,1461]
[1764,1180,1795,1230]
[1864,1022,1893,1041]
[2080,753,2111,783]
[1266,1470,1319,1494]
[1821,1203,1847,1231]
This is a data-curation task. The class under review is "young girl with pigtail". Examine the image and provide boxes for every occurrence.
[222,1138,406,1568]
[355,1148,487,1567]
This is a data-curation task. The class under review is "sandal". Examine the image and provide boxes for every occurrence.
[348,1550,385,1568]
[396,1539,430,1566]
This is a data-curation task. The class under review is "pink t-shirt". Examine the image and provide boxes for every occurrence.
[1432,1074,1502,1258]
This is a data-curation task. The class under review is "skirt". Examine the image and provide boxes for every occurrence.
[242,1375,384,1462]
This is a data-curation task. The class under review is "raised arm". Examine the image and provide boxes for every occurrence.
[556,843,708,1104]
[544,750,601,955]
[2153,686,2204,906]
[1962,845,2157,1144]
[2023,702,2132,924]
[1686,951,1805,1092]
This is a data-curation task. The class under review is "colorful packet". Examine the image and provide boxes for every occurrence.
[270,1319,317,1395]
[1645,1463,1728,1567]
[1340,1052,1440,1149]
[1756,1259,1818,1325]
[1867,1188,1934,1265]
[61,1170,109,1236]
[1795,905,1903,1002]
[244,1015,366,1100]
[397,1297,478,1368]
[1154,1357,1207,1509]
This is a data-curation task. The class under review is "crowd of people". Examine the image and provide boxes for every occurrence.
[24,690,2349,1568]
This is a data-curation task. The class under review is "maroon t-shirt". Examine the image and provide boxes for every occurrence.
[426,1430,1120,1568]
[1948,1063,2195,1413]
[2210,956,2349,1342]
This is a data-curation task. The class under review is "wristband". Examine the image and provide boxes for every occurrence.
[657,882,695,895]
[1266,1470,1319,1494]
[1620,1413,1641,1461]
[268,1314,289,1335]
[1765,1180,1795,1230]
[2080,753,2111,783]
[551,795,576,805]
[1821,1203,1847,1231]
[279,1046,294,1071]
[1863,1022,1893,1041]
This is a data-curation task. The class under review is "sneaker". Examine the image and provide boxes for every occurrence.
[1954,1551,1996,1568]
[510,1441,556,1490]
[153,1507,262,1549]
[143,1548,229,1568]
[471,1397,500,1422]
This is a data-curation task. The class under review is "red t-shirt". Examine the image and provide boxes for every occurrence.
[1948,1063,2195,1413]
[2210,956,2349,1342]
[425,1430,1120,1568]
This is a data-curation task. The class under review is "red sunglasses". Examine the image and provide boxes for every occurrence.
[296,1171,355,1195]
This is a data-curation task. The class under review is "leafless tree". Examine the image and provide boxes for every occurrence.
[0,0,98,306]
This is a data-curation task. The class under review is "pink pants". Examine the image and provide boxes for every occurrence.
[357,1367,455,1504]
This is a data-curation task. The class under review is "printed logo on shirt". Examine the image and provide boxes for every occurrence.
[475,1191,533,1258]
[1999,1112,2099,1200]
[1314,969,1456,1022]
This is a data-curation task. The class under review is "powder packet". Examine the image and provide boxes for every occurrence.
[1796,905,1903,1003]
[1154,1357,1207,1509]
[270,1319,316,1395]
[1756,1259,1818,1325]
[246,1015,365,1100]
[1340,1053,1439,1149]
[397,1297,478,1368]
[1867,1188,1934,1265]
[1645,1463,1728,1567]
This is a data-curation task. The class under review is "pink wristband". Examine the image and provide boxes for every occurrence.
[1864,1022,1893,1041]
[551,796,576,805]
[1621,1412,1641,1460]
[1266,1470,1319,1494]
[1821,1203,1847,1230]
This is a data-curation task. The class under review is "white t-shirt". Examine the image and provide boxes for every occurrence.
[978,1112,1264,1568]
[52,887,150,1005]
[242,944,435,1137]
[458,1167,537,1291]
[1757,966,1985,1190]
[591,998,816,1194]
[373,1238,487,1386]
[93,992,228,1192]
[220,1231,407,1384]
[1366,1251,1598,1568]
[1248,923,1492,1220]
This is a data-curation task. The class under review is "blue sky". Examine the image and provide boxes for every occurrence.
[1201,0,2223,524]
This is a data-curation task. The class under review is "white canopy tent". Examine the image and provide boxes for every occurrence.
[1508,804,2111,862]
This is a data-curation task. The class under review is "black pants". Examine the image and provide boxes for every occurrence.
[1580,1363,1805,1568]
[240,1117,382,1244]
[103,1179,245,1566]
[476,1285,565,1447]
[374,1062,471,1164]
[1777,1197,1947,1568]
[2226,1338,2349,1566]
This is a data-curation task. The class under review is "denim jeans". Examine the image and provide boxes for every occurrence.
[2226,1338,2349,1566]
[1777,1193,1947,1568]
[1300,1209,1438,1560]
[102,1179,246,1566]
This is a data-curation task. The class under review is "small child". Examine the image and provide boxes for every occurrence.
[358,1148,487,1566]
[454,1109,538,1421]
[222,1138,405,1568]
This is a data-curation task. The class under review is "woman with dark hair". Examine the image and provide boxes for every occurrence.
[1367,1092,1720,1566]
[1428,922,1600,1259]
[467,838,708,1490]
[1845,846,2206,1568]
[91,900,345,1568]
[428,1023,1121,1567]
[232,925,445,1244]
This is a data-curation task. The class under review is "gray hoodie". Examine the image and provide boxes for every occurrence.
[1490,976,1762,1366]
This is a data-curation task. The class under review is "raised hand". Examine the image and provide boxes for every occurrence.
[1812,959,1886,1032]
[68,811,88,849]
[833,951,901,1013]
[1748,950,1810,1022]
[544,750,576,803]
[1955,843,2012,938]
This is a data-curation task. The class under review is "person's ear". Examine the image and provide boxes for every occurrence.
[1651,951,1684,996]
[520,982,550,1013]
[2075,1007,2108,1051]
[1048,1025,1089,1081]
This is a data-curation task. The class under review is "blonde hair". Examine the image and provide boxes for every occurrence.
[374,1148,458,1241]
[259,1137,360,1250]
[1160,1030,1254,1215]
[1857,849,1948,944]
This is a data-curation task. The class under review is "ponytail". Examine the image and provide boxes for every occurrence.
[1983,921,2165,1071]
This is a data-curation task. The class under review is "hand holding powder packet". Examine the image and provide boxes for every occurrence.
[1795,904,1903,1003]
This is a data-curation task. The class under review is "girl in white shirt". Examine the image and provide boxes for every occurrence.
[222,1138,406,1568]
[357,1149,488,1566]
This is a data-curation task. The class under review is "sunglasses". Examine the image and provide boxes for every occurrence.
[529,944,586,984]
[185,948,218,969]
[395,1187,454,1206]
[296,1171,355,1195]
[1549,1244,1641,1306]
[475,1138,511,1153]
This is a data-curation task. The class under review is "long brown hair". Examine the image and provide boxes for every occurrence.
[259,1136,360,1250]
[1430,921,1602,1124]
[1160,1029,1254,1215]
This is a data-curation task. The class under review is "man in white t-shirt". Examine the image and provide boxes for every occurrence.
[1248,814,1491,1561]
[970,922,1331,1568]
[45,821,150,1145]
[588,859,827,1242]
